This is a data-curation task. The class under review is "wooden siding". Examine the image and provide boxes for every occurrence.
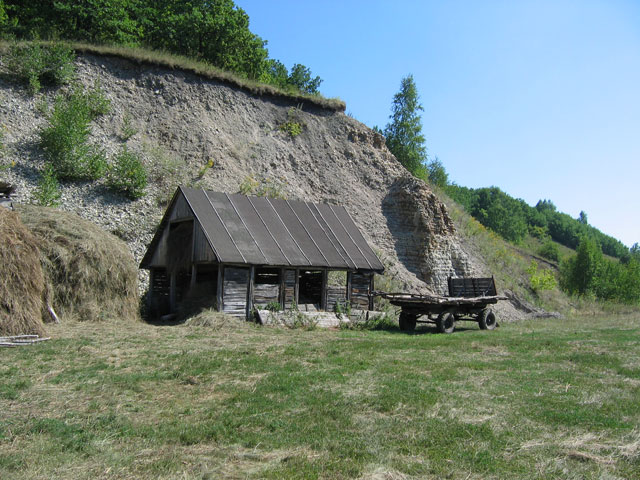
[326,285,347,312]
[148,228,169,267]
[193,221,216,263]
[351,272,372,310]
[222,267,249,317]
[169,194,193,221]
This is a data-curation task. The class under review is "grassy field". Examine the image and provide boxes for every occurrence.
[1,313,639,479]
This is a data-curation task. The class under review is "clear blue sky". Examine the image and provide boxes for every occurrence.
[238,0,640,248]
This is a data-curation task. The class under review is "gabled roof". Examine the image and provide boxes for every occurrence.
[140,187,384,272]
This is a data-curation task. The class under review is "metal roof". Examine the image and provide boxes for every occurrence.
[140,187,384,272]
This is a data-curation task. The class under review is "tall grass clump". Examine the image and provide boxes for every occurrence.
[33,163,61,207]
[3,42,75,93]
[39,84,110,180]
[107,146,148,199]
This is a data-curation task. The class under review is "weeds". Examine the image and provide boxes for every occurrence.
[279,106,305,137]
[107,146,148,199]
[197,158,214,178]
[33,163,61,207]
[238,174,286,199]
[3,42,75,94]
[119,112,138,140]
[39,84,110,181]
[527,260,558,293]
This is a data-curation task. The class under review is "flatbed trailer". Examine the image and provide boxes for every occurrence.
[375,277,507,334]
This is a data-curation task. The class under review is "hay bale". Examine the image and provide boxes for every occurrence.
[15,205,139,322]
[0,207,47,336]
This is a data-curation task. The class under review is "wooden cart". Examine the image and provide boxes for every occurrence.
[375,277,507,334]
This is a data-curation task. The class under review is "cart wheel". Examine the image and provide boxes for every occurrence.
[479,308,497,330]
[436,309,456,334]
[399,312,417,332]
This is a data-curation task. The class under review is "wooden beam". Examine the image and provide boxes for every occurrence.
[190,263,197,289]
[216,265,224,312]
[320,269,328,311]
[346,271,353,304]
[368,273,374,311]
[169,271,177,312]
[246,265,255,320]
[279,267,286,308]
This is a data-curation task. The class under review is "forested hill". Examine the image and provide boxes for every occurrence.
[0,0,323,95]
[445,184,631,260]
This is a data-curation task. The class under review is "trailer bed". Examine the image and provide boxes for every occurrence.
[375,277,507,334]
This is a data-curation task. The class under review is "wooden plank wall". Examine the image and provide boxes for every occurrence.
[326,285,347,312]
[193,222,216,263]
[222,267,249,317]
[350,272,372,310]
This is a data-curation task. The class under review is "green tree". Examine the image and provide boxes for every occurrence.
[426,156,448,187]
[578,210,588,225]
[560,236,603,296]
[286,63,322,95]
[384,74,427,174]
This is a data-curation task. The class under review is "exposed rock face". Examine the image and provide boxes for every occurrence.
[383,177,478,294]
[1,53,478,293]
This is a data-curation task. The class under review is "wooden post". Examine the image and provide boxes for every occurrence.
[216,265,223,312]
[368,273,374,311]
[294,268,300,306]
[279,268,286,308]
[147,269,155,312]
[190,264,197,289]
[320,269,328,311]
[346,271,353,305]
[169,271,177,313]
[246,265,255,320]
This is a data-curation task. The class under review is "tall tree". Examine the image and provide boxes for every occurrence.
[384,74,427,174]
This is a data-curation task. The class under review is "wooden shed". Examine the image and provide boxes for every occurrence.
[140,187,384,319]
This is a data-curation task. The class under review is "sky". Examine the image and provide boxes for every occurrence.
[238,0,640,248]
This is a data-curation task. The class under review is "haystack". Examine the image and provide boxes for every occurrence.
[0,207,47,336]
[16,205,139,322]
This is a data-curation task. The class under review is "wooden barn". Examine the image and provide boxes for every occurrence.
[140,187,384,320]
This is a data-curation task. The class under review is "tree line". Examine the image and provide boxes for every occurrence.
[0,0,323,94]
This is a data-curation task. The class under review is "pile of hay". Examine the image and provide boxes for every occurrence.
[0,207,47,336]
[16,205,139,322]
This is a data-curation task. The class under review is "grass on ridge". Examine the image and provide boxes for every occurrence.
[1,313,639,479]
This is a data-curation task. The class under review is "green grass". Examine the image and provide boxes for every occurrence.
[1,314,639,479]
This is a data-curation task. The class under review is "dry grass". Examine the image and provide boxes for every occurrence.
[0,41,346,112]
[15,204,139,323]
[0,207,46,336]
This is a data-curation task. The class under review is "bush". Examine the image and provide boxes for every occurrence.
[39,85,110,180]
[526,261,557,293]
[538,240,560,262]
[33,163,61,207]
[108,147,148,199]
[4,42,75,93]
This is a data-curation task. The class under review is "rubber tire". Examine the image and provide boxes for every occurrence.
[436,309,456,334]
[478,308,497,330]
[399,312,417,332]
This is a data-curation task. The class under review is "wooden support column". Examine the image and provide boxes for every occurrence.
[279,267,286,308]
[320,269,328,311]
[147,269,155,311]
[169,271,177,313]
[294,268,300,306]
[216,265,224,312]
[190,264,197,289]
[346,271,353,304]
[368,273,374,311]
[246,265,255,320]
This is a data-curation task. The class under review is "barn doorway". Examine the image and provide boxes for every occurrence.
[298,270,323,308]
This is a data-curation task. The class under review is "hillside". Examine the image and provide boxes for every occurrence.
[1,49,546,320]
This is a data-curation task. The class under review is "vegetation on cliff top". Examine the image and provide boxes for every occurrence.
[0,0,329,101]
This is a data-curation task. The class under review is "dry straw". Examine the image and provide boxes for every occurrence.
[0,207,47,336]
[16,205,139,323]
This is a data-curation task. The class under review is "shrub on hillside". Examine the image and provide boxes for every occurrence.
[4,42,75,93]
[107,146,148,199]
[538,240,560,262]
[34,163,61,207]
[39,85,110,180]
